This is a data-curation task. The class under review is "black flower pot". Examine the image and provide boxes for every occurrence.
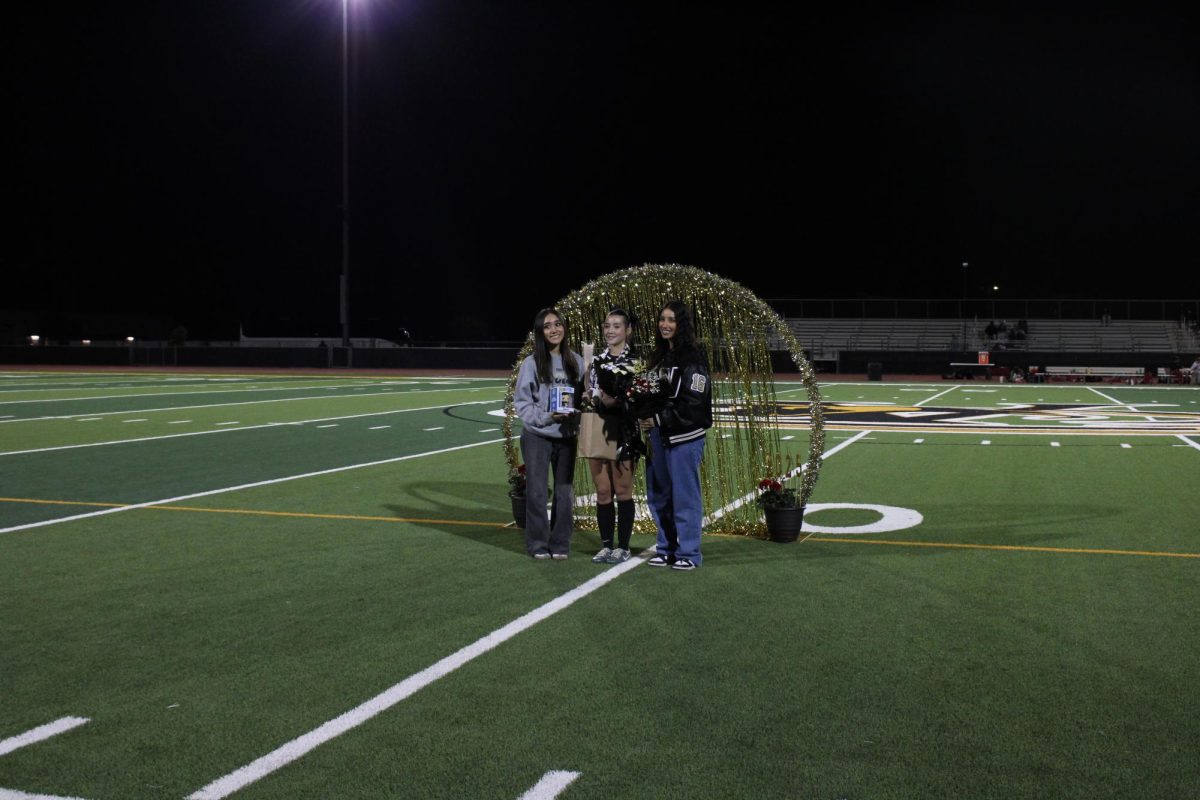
[764,506,804,543]
[510,495,527,529]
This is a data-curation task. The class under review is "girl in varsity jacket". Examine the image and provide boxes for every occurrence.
[638,300,713,570]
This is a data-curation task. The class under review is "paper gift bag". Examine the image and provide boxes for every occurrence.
[577,411,618,460]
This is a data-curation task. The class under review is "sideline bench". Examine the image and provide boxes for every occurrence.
[1042,366,1142,383]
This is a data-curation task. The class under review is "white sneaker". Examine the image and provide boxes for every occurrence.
[605,548,631,563]
[592,547,614,563]
[532,552,551,560]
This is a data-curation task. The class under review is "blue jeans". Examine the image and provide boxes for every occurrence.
[645,432,705,565]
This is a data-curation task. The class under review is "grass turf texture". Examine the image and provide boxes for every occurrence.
[1,371,1198,798]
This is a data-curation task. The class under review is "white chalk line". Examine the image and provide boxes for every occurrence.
[1176,435,1200,452]
[0,438,503,535]
[0,377,504,406]
[0,717,90,758]
[914,385,961,407]
[0,400,502,457]
[188,424,867,797]
[518,771,582,800]
[0,386,503,424]
[702,429,870,526]
[186,551,647,799]
[0,788,90,800]
[0,382,397,406]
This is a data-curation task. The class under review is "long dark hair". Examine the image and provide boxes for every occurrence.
[650,300,699,368]
[532,307,581,385]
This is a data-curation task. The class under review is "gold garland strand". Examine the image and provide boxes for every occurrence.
[502,264,824,538]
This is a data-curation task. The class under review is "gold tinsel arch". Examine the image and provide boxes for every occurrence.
[503,264,824,537]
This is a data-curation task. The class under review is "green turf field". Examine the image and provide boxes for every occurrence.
[2,370,1198,799]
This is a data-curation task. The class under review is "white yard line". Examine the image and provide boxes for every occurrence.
[914,385,960,407]
[0,439,503,535]
[0,718,89,758]
[1087,386,1156,420]
[0,787,90,800]
[517,772,582,800]
[704,430,870,526]
[0,400,502,457]
[1176,435,1200,452]
[187,427,866,799]
[186,552,644,800]
[0,387,502,424]
[0,382,386,406]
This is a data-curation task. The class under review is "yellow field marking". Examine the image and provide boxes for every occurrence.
[806,537,1200,559]
[4,496,1196,557]
[0,497,506,529]
[0,497,126,508]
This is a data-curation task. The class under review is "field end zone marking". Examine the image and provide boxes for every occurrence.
[806,537,1200,559]
[0,399,502,457]
[518,771,582,800]
[0,717,89,758]
[186,551,649,800]
[0,439,504,535]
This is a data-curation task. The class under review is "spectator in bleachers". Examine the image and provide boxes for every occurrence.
[984,321,997,339]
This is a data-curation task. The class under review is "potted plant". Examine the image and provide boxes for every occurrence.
[508,464,527,529]
[756,477,804,543]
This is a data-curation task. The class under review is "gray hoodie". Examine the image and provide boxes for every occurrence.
[515,352,584,438]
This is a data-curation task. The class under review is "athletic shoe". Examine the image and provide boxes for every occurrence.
[551,553,569,561]
[592,547,613,563]
[606,548,631,564]
[647,553,674,567]
[671,558,697,571]
[532,552,551,560]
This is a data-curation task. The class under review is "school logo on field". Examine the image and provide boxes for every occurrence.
[714,401,1200,434]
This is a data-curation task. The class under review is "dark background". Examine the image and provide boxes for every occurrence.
[6,1,1198,341]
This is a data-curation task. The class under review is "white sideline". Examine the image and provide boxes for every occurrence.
[0,386,499,424]
[187,428,869,799]
[1177,435,1200,452]
[0,380,500,406]
[0,400,502,457]
[0,717,89,758]
[186,556,646,799]
[0,439,502,535]
[517,771,582,800]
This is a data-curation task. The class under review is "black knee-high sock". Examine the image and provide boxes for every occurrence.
[617,499,634,550]
[597,502,615,548]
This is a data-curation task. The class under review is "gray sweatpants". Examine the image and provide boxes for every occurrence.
[520,429,576,556]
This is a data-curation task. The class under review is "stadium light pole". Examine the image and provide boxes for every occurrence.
[339,0,352,349]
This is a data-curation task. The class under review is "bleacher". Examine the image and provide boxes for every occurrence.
[782,318,1199,356]
[782,318,975,361]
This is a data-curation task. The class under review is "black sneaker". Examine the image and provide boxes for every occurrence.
[671,558,697,571]
[647,553,674,567]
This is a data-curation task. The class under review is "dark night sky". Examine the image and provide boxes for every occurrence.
[7,1,1199,340]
